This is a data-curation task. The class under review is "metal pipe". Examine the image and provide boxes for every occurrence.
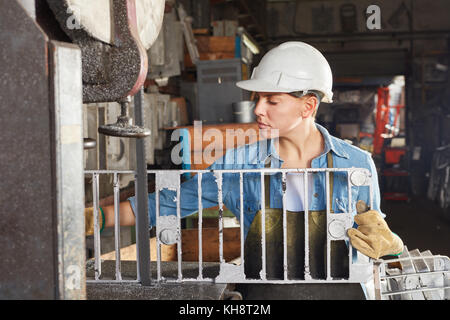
[134,87,151,285]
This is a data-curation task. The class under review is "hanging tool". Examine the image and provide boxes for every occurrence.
[48,0,158,138]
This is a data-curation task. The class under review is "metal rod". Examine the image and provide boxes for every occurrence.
[282,172,288,280]
[260,171,266,280]
[198,173,203,280]
[348,172,353,279]
[155,188,161,281]
[134,88,151,286]
[240,172,245,278]
[326,171,331,280]
[85,167,370,175]
[86,279,139,284]
[381,286,450,297]
[369,176,374,210]
[177,181,182,281]
[218,173,224,264]
[304,172,311,280]
[381,270,450,280]
[113,173,122,281]
[376,255,450,264]
[92,173,101,280]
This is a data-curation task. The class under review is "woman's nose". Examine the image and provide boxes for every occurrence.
[254,99,265,117]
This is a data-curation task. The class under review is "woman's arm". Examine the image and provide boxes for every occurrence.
[102,200,135,228]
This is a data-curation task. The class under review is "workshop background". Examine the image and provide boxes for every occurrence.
[0,0,449,300]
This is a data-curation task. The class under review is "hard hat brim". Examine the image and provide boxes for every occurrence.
[236,79,333,103]
[236,79,296,94]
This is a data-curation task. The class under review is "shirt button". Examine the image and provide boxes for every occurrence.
[314,193,319,198]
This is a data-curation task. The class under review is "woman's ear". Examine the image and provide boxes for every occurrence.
[302,95,318,118]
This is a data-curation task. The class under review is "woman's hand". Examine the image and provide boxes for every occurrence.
[347,210,404,259]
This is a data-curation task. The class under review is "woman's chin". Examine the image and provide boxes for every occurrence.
[258,127,280,139]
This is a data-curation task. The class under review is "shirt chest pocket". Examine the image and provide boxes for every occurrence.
[334,187,358,213]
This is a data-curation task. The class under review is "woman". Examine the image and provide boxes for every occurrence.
[86,42,403,284]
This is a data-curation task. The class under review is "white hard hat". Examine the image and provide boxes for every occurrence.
[236,41,333,103]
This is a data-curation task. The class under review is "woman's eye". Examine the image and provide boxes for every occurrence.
[268,100,278,105]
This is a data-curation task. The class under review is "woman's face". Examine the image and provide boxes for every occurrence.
[254,92,310,139]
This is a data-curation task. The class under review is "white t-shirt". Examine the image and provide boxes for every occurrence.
[285,172,314,211]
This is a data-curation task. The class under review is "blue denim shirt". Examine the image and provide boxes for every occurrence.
[128,123,383,239]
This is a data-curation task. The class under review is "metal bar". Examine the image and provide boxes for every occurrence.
[92,173,101,280]
[113,173,122,281]
[217,173,224,264]
[381,286,450,297]
[260,171,266,280]
[381,270,450,280]
[163,278,365,284]
[325,171,331,280]
[369,176,374,210]
[134,88,151,286]
[198,172,203,280]
[376,255,450,264]
[177,180,182,281]
[303,172,310,280]
[348,172,353,279]
[85,170,135,174]
[86,280,139,284]
[155,188,161,282]
[373,261,382,300]
[85,167,372,175]
[282,172,288,280]
[239,172,245,278]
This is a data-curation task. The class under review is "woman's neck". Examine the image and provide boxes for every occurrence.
[276,121,325,168]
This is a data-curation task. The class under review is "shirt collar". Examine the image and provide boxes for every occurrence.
[257,138,283,166]
[315,123,350,159]
[257,123,349,165]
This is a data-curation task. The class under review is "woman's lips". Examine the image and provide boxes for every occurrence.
[257,121,270,129]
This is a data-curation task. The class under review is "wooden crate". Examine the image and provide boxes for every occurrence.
[101,227,241,262]
[182,122,260,170]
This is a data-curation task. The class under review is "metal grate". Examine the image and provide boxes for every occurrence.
[85,167,375,285]
[374,246,450,300]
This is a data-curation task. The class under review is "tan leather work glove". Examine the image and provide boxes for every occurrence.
[347,210,404,259]
[85,207,105,236]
